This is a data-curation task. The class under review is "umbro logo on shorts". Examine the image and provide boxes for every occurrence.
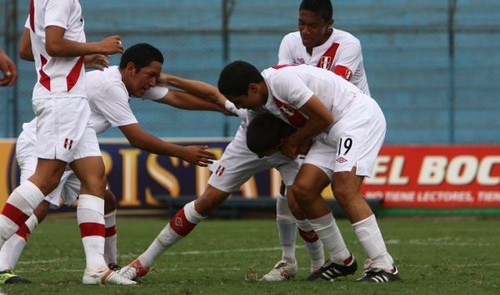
[64,138,74,150]
[336,157,348,163]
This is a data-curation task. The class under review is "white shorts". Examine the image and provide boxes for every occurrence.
[32,96,101,163]
[208,125,300,193]
[16,133,80,208]
[305,97,386,180]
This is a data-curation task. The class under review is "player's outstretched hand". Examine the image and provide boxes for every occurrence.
[98,35,124,55]
[182,145,216,167]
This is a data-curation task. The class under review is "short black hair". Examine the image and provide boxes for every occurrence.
[246,113,296,155]
[299,0,333,23]
[119,43,164,71]
[218,60,263,97]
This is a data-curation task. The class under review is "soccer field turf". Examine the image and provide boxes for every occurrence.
[2,215,499,294]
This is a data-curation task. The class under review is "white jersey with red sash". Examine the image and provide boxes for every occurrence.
[278,28,370,95]
[259,64,370,143]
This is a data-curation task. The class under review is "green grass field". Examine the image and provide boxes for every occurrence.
[1,215,499,294]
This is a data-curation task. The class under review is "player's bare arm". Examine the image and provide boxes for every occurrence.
[45,26,123,57]
[19,29,34,61]
[158,73,226,106]
[118,123,215,167]
[281,95,333,159]
[157,89,233,115]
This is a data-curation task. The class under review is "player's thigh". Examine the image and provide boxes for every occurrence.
[293,163,331,198]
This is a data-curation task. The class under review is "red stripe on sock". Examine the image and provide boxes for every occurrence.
[1,203,30,226]
[169,208,196,236]
[16,224,31,240]
[298,228,320,243]
[79,222,105,238]
[105,226,116,237]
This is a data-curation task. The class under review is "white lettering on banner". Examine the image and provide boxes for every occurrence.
[446,156,478,185]
[477,156,500,185]
[418,156,447,185]
[417,155,500,186]
[478,191,500,202]
[384,191,415,202]
[416,191,474,203]
[366,156,409,185]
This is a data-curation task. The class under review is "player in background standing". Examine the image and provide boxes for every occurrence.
[261,0,372,281]
[218,61,400,283]
[0,48,17,86]
[0,0,137,285]
[0,42,223,284]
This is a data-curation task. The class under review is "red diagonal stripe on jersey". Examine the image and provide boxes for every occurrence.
[317,43,339,70]
[29,0,35,31]
[39,55,51,91]
[67,56,85,92]
[273,96,307,128]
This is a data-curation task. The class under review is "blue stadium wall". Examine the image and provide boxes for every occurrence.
[1,0,499,144]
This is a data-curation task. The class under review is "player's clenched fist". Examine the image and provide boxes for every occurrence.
[98,35,124,55]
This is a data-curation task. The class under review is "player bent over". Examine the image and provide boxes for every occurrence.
[217,61,400,283]
[0,42,222,285]
[118,109,358,283]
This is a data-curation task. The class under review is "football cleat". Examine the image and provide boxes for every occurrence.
[118,259,150,281]
[307,254,358,282]
[108,263,121,271]
[0,270,32,284]
[82,268,137,285]
[356,259,400,283]
[259,260,298,282]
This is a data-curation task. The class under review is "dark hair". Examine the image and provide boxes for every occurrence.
[246,114,296,155]
[218,60,263,97]
[299,0,333,23]
[119,43,164,71]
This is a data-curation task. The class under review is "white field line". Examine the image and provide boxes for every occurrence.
[17,237,498,270]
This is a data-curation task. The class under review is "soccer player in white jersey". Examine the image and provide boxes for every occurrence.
[262,0,373,281]
[117,82,329,283]
[217,61,400,283]
[0,0,138,286]
[0,42,224,284]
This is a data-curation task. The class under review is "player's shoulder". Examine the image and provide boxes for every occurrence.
[332,28,361,45]
[281,31,302,43]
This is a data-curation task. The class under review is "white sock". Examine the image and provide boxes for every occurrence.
[296,219,325,271]
[0,234,26,271]
[0,213,39,271]
[77,194,107,271]
[138,201,206,268]
[309,213,351,264]
[0,181,44,247]
[276,195,296,264]
[104,210,117,265]
[353,214,394,270]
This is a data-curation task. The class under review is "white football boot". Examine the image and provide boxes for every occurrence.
[259,259,298,282]
[82,268,137,285]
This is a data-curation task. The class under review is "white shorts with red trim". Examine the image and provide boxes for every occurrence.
[304,97,386,179]
[32,96,101,163]
[208,125,300,193]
